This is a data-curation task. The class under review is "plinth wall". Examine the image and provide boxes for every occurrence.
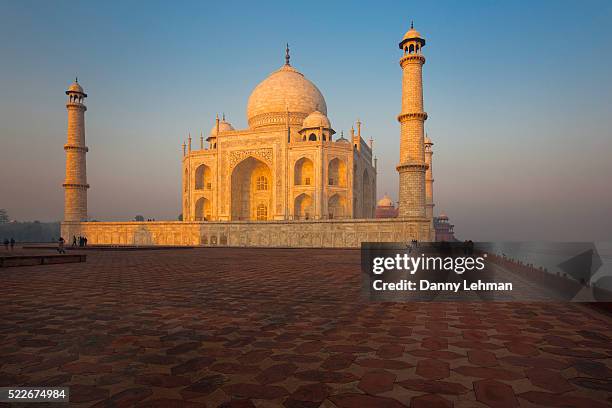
[61,218,432,248]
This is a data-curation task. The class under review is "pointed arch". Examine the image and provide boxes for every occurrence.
[328,193,346,219]
[328,158,347,187]
[294,157,314,186]
[231,157,272,221]
[294,193,313,220]
[195,164,212,190]
[194,197,211,221]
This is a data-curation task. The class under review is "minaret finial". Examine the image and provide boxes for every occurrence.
[222,112,225,121]
[285,43,290,66]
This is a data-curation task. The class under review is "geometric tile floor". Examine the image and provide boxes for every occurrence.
[1,248,611,407]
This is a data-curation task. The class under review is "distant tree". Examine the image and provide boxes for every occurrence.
[177,213,183,221]
[0,221,59,242]
[0,209,8,224]
[134,215,145,221]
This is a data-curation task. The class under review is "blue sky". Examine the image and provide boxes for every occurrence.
[1,0,611,240]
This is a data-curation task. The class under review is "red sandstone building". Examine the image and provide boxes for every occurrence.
[433,213,457,242]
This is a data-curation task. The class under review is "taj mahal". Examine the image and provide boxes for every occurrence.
[181,44,377,222]
[61,24,438,247]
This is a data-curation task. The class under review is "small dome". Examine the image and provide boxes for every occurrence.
[438,213,449,221]
[66,79,85,95]
[209,118,235,137]
[424,134,433,145]
[403,27,423,41]
[399,23,426,49]
[377,194,394,208]
[302,110,330,129]
[336,131,349,143]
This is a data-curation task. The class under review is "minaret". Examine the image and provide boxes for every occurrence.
[63,78,89,222]
[424,134,434,218]
[397,22,427,218]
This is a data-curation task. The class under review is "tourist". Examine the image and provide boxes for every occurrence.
[10,238,15,250]
[410,239,418,253]
[83,236,88,247]
[58,237,65,254]
[72,235,77,247]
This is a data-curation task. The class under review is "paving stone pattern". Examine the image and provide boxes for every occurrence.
[1,248,611,407]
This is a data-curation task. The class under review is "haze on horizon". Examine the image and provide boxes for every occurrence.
[1,0,611,241]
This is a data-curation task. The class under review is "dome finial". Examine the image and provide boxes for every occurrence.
[411,20,414,29]
[285,43,290,66]
[75,76,78,83]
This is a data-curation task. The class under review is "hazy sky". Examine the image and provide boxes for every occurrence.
[1,0,611,241]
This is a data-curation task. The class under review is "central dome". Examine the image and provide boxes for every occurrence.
[247,64,327,129]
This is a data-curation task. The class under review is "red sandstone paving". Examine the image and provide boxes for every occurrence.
[1,248,612,407]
